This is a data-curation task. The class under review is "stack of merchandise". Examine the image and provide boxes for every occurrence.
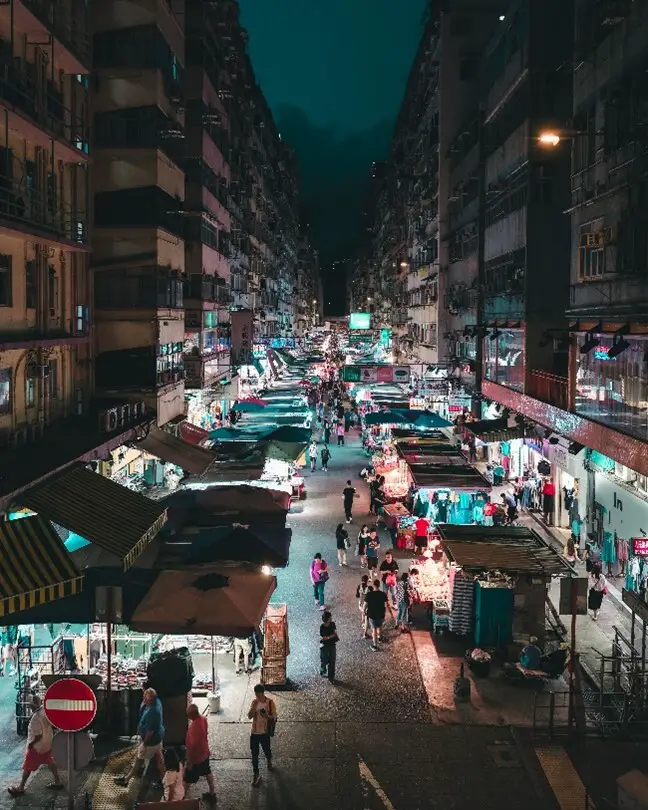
[409,558,452,604]
[148,648,195,746]
[95,655,148,690]
[261,604,289,686]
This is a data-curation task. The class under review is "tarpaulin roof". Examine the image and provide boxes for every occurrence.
[137,426,217,474]
[464,418,526,443]
[263,440,308,463]
[181,525,291,568]
[262,426,311,444]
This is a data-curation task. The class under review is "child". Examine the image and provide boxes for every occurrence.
[162,748,185,802]
[395,572,412,632]
[356,575,371,638]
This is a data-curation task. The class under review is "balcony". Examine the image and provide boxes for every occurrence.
[94,186,185,240]
[95,267,184,310]
[94,106,184,169]
[184,157,228,207]
[184,275,230,306]
[527,370,569,411]
[0,173,87,248]
[0,315,90,350]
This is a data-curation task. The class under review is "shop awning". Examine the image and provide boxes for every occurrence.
[252,359,264,376]
[19,465,168,570]
[263,440,307,464]
[179,422,210,447]
[138,426,217,475]
[0,516,84,618]
[409,463,492,491]
[464,417,526,443]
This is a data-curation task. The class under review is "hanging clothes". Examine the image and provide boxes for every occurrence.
[601,531,617,565]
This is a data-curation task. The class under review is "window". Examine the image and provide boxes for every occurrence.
[578,224,605,279]
[0,253,11,306]
[483,328,525,391]
[48,360,59,399]
[48,266,58,314]
[0,368,12,414]
[75,305,89,334]
[25,375,35,409]
[25,260,36,308]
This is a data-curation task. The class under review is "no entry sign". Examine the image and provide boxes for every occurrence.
[44,678,97,732]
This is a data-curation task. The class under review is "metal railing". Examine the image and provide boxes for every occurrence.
[527,369,569,411]
[15,0,90,65]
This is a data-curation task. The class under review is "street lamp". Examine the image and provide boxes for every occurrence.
[537,131,562,147]
[400,261,409,269]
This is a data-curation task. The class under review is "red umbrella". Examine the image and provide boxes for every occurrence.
[240,396,268,405]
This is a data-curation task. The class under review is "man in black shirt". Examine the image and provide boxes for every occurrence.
[364,579,388,650]
[343,480,356,523]
[379,551,399,610]
[319,611,339,682]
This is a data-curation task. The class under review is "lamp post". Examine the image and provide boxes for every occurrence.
[474,104,486,418]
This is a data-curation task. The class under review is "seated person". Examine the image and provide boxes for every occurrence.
[519,636,543,670]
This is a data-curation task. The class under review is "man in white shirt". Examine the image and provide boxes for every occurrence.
[8,695,63,796]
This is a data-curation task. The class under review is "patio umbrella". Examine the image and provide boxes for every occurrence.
[414,411,452,429]
[232,401,267,413]
[131,566,276,637]
[365,411,408,426]
[184,525,291,568]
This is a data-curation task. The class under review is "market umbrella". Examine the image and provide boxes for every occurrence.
[131,566,276,637]
[232,401,267,413]
[263,425,311,444]
[365,411,408,426]
[184,525,291,568]
[414,411,452,429]
[263,440,308,464]
[209,427,245,441]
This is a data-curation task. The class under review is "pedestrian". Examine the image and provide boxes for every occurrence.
[310,552,329,610]
[564,536,578,564]
[357,524,370,567]
[337,404,345,421]
[366,528,380,574]
[321,444,331,471]
[234,635,253,675]
[588,565,607,621]
[356,575,371,638]
[248,684,277,787]
[308,440,318,471]
[414,515,429,555]
[319,610,339,682]
[343,479,356,523]
[501,492,518,524]
[8,695,63,796]
[483,496,496,526]
[183,703,217,802]
[162,749,185,802]
[336,422,345,446]
[542,478,556,524]
[323,421,331,444]
[114,687,166,787]
[369,478,380,515]
[467,435,477,463]
[335,523,350,566]
[380,551,399,610]
[364,578,389,650]
[395,572,412,632]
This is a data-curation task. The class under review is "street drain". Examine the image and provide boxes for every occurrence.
[487,743,521,768]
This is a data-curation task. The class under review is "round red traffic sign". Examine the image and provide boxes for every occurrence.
[44,678,97,732]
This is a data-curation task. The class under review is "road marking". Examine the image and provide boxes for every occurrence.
[359,757,396,810]
[535,746,591,810]
[45,699,95,712]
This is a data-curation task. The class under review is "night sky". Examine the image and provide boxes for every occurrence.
[238,0,429,314]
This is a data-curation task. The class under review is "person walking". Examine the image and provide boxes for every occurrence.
[357,524,370,568]
[356,575,372,638]
[233,635,253,675]
[395,572,413,632]
[321,444,331,472]
[364,579,388,650]
[8,695,63,796]
[380,551,399,610]
[248,684,277,787]
[310,553,329,610]
[414,515,429,555]
[366,529,380,574]
[114,687,166,787]
[319,611,339,682]
[308,440,318,471]
[588,565,607,621]
[323,421,332,444]
[343,480,356,523]
[335,523,350,566]
[183,703,217,802]
[336,422,345,446]
[542,478,556,524]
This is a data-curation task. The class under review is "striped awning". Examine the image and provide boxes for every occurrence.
[19,465,168,570]
[0,516,84,618]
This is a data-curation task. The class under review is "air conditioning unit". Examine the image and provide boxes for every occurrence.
[100,407,119,433]
[117,404,130,427]
[9,428,28,447]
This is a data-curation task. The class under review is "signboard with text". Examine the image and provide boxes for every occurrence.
[633,538,648,557]
[342,365,411,384]
[349,312,371,330]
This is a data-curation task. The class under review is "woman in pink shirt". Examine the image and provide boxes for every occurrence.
[183,703,217,801]
[310,553,328,610]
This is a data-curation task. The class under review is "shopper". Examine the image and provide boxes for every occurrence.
[323,421,332,444]
[336,422,345,446]
[8,695,63,797]
[379,551,399,610]
[414,515,429,555]
[588,565,607,621]
[357,524,370,567]
[321,444,331,472]
[364,579,389,650]
[542,478,556,524]
[501,492,518,524]
[343,480,357,523]
[356,575,371,638]
[114,687,166,787]
[310,553,329,610]
[564,536,578,564]
[308,440,318,471]
[335,523,350,566]
[248,684,277,787]
[184,703,217,802]
[395,572,412,632]
[162,749,185,802]
[319,610,339,682]
[233,635,253,675]
[483,496,496,527]
[366,529,380,573]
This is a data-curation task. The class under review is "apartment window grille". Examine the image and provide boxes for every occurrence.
[25,260,36,309]
[0,368,11,414]
[0,253,11,306]
[48,360,59,399]
[578,225,605,279]
[48,266,58,315]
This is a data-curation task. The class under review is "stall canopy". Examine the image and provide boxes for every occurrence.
[409,463,491,491]
[19,465,168,570]
[413,411,452,429]
[436,525,575,577]
[263,426,311,444]
[179,525,291,568]
[464,417,526,443]
[189,461,265,483]
[365,411,408,426]
[162,485,290,529]
[137,426,217,475]
[131,566,276,637]
[263,440,307,463]
[0,516,84,618]
[232,401,267,413]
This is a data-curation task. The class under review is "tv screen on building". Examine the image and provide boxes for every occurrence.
[349,312,371,330]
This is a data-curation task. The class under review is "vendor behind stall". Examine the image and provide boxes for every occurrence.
[414,516,429,555]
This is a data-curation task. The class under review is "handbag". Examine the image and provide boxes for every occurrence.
[267,701,277,737]
[319,569,329,583]
[386,572,397,587]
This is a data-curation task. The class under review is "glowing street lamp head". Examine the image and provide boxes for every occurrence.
[538,131,561,147]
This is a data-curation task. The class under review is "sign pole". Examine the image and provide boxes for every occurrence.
[66,732,74,810]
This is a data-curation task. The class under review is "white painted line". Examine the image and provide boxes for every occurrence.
[45,699,95,712]
[358,756,396,810]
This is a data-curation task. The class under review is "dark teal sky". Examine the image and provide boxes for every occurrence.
[239,0,429,313]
